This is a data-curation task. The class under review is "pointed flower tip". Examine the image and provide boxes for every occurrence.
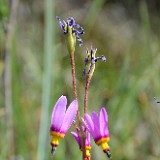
[73,99,78,104]
[56,95,67,106]
[59,95,66,99]
[51,95,67,127]
[71,99,78,110]
[100,107,108,119]
[106,150,111,159]
[101,107,107,112]
[51,147,56,155]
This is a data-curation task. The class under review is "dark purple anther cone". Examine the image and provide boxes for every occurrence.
[106,150,111,159]
[51,144,56,155]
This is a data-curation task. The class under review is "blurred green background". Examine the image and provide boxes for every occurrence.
[1,0,160,160]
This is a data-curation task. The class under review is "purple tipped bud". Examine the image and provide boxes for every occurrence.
[56,16,85,47]
[101,55,106,62]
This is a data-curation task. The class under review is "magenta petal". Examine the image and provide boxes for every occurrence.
[71,132,81,146]
[86,131,91,146]
[51,95,67,132]
[100,107,109,136]
[60,100,78,133]
[91,112,101,139]
[91,112,100,129]
[84,114,94,136]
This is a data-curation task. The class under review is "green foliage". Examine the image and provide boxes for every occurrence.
[0,0,160,160]
[0,0,9,22]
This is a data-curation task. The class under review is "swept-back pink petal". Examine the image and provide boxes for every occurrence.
[91,112,101,139]
[86,131,91,146]
[100,107,109,136]
[84,114,94,136]
[60,100,78,133]
[91,112,100,129]
[71,132,81,146]
[51,95,67,131]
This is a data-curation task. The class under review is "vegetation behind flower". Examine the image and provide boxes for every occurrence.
[0,0,160,160]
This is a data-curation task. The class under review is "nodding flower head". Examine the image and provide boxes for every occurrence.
[71,126,91,160]
[83,47,106,79]
[50,95,78,155]
[84,107,111,159]
[56,16,85,53]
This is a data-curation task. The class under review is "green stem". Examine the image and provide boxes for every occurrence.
[4,0,19,159]
[37,0,54,159]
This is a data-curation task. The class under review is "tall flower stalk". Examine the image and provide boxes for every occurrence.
[56,16,86,159]
[56,16,84,100]
[56,16,84,122]
[70,53,78,100]
[37,0,54,159]
[53,16,110,160]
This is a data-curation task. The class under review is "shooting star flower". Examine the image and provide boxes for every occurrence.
[50,95,78,154]
[84,107,111,158]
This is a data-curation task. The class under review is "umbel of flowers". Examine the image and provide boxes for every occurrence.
[49,16,111,159]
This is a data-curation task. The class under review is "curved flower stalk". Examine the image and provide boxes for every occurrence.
[56,16,85,53]
[71,126,91,160]
[50,95,78,154]
[84,107,111,158]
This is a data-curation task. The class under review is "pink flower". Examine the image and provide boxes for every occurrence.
[71,126,91,159]
[50,95,78,154]
[84,107,111,158]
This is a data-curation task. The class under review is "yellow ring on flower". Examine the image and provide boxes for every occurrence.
[86,146,91,150]
[96,137,110,146]
[86,145,91,158]
[50,131,65,138]
[50,131,65,146]
[100,142,110,151]
[95,137,110,152]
